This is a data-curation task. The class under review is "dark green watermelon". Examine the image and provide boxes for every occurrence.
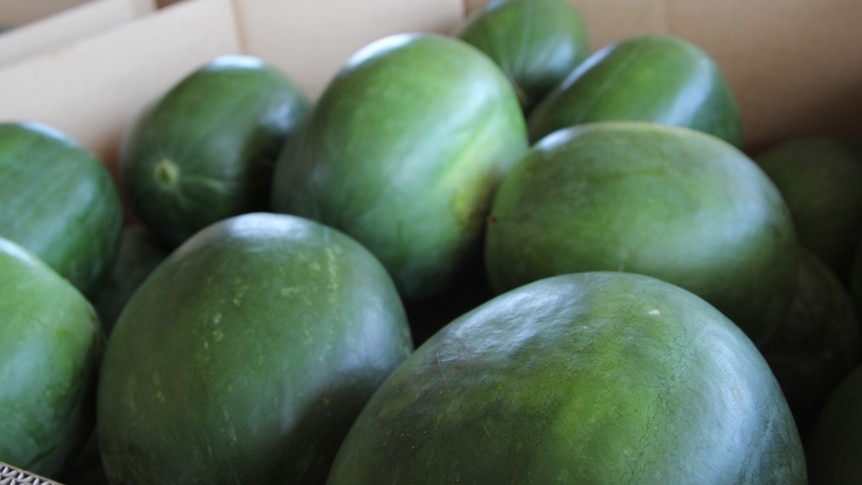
[806,365,862,484]
[271,33,527,301]
[0,237,104,479]
[526,34,742,146]
[0,121,122,296]
[759,249,861,442]
[755,137,862,280]
[327,272,806,484]
[90,224,170,334]
[120,55,310,248]
[454,0,590,112]
[97,212,413,484]
[484,121,798,345]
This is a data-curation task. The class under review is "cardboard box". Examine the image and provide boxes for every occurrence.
[0,0,154,66]
[0,0,240,178]
[0,0,462,177]
[2,0,860,174]
[467,0,862,153]
[1,460,62,485]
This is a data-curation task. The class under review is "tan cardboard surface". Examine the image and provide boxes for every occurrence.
[465,0,862,152]
[233,0,465,99]
[0,0,95,26]
[0,0,151,25]
[0,0,858,168]
[0,0,155,68]
[0,0,240,174]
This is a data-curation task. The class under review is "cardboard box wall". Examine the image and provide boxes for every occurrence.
[0,0,861,178]
[0,0,154,66]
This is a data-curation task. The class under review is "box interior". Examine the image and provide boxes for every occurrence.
[1,0,860,173]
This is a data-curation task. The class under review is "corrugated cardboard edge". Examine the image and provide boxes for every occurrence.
[0,0,156,67]
[0,461,62,485]
[0,0,241,176]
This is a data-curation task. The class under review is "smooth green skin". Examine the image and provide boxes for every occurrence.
[756,137,862,280]
[485,122,798,345]
[97,212,413,485]
[0,237,105,479]
[327,272,806,484]
[0,121,123,296]
[759,249,861,443]
[90,224,170,334]
[455,0,590,112]
[271,33,528,301]
[121,55,310,248]
[527,34,743,147]
[807,365,862,484]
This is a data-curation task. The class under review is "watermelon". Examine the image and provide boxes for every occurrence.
[484,121,798,344]
[759,249,861,442]
[0,121,122,296]
[527,34,743,147]
[120,55,310,248]
[454,0,590,112]
[97,212,413,484]
[90,224,170,334]
[807,365,862,484]
[0,237,104,479]
[327,272,806,484]
[271,33,528,301]
[755,136,862,280]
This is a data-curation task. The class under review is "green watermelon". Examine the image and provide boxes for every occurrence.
[755,137,862,280]
[326,272,806,484]
[484,121,798,345]
[271,33,528,301]
[0,121,122,296]
[454,0,590,112]
[120,55,310,248]
[0,237,104,479]
[807,365,862,484]
[527,34,743,146]
[90,224,170,334]
[759,249,861,442]
[97,212,413,484]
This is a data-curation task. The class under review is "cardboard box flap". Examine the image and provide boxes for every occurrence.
[0,0,240,172]
[0,0,155,68]
[233,0,464,99]
[0,0,152,25]
[0,0,96,26]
